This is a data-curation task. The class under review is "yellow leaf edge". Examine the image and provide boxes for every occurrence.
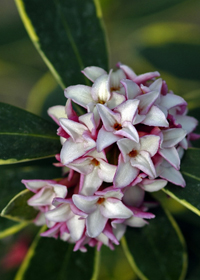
[14,0,65,89]
[14,225,47,280]
[0,221,30,239]
[91,249,100,280]
[162,187,200,217]
[121,207,188,280]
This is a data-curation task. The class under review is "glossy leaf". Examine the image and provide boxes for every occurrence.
[1,189,38,222]
[15,227,100,280]
[140,43,200,80]
[15,0,108,89]
[0,217,29,239]
[163,148,200,216]
[0,158,62,212]
[0,102,60,164]
[122,207,187,280]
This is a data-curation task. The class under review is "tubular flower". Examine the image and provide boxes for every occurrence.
[23,63,199,251]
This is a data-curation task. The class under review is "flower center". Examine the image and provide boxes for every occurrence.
[98,99,105,104]
[128,149,138,158]
[97,197,105,204]
[113,123,122,130]
[91,158,100,166]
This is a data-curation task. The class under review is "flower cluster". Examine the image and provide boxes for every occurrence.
[22,63,198,251]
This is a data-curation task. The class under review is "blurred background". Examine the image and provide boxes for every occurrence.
[1,0,200,279]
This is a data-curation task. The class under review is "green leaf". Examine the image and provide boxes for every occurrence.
[15,227,100,280]
[1,189,38,222]
[0,102,60,164]
[15,0,108,89]
[0,216,29,239]
[0,158,62,212]
[122,207,187,280]
[163,148,200,216]
[140,43,200,80]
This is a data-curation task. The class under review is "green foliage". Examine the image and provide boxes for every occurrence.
[1,189,39,222]
[122,207,187,280]
[15,0,108,89]
[163,148,200,215]
[0,102,60,164]
[0,158,62,212]
[15,228,99,280]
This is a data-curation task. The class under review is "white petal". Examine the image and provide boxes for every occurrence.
[121,79,141,99]
[139,135,160,156]
[149,78,162,92]
[114,157,139,188]
[137,90,159,114]
[139,179,167,192]
[158,165,185,187]
[72,194,98,214]
[82,66,107,82]
[175,115,198,134]
[98,160,117,182]
[68,158,93,174]
[86,208,107,237]
[60,118,87,141]
[125,216,147,227]
[123,185,144,207]
[28,188,54,206]
[48,105,67,125]
[97,104,120,130]
[159,93,187,110]
[45,204,72,222]
[91,74,110,102]
[60,138,96,165]
[96,127,121,152]
[101,199,132,219]
[64,85,92,108]
[118,63,137,80]
[117,138,140,162]
[68,215,85,241]
[159,147,180,169]
[161,128,187,148]
[115,99,140,123]
[131,151,156,178]
[79,112,96,133]
[107,92,126,109]
[81,167,102,195]
[118,122,139,142]
[112,223,126,241]
[142,105,169,127]
[53,184,68,198]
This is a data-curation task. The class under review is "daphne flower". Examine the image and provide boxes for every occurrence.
[114,135,160,188]
[73,188,133,238]
[67,149,117,195]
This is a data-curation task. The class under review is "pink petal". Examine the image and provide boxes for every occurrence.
[59,118,87,141]
[117,63,137,80]
[96,104,120,131]
[158,165,186,187]
[116,122,139,142]
[159,93,187,110]
[175,115,198,134]
[133,71,160,84]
